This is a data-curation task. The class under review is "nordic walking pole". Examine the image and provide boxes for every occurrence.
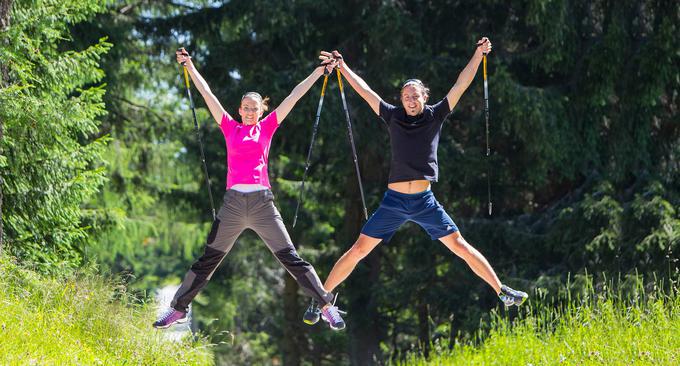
[336,67,368,220]
[178,47,216,220]
[481,41,492,216]
[293,70,330,227]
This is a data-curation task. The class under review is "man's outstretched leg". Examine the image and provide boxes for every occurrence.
[302,234,382,326]
[439,231,527,306]
[323,234,383,293]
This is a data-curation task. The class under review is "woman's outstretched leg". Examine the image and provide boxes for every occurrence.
[154,193,245,329]
[250,190,348,330]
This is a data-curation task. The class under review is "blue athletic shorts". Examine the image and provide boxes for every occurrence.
[361,189,459,241]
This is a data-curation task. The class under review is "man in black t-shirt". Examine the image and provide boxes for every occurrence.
[302,38,528,327]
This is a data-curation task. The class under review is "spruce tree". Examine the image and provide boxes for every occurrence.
[0,0,110,270]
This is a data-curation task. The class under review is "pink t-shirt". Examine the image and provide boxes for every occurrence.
[220,111,279,189]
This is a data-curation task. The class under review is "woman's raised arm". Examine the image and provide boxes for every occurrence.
[176,48,230,125]
[273,60,336,124]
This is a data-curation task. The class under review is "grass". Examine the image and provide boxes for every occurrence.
[0,255,213,365]
[398,275,680,365]
[4,251,677,365]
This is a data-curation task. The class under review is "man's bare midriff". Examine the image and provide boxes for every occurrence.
[387,179,431,194]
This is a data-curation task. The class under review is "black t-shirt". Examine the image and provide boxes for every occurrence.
[379,98,452,183]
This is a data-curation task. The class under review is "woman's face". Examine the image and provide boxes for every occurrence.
[239,97,264,125]
[401,85,428,116]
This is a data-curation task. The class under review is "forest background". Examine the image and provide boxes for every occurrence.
[1,0,677,365]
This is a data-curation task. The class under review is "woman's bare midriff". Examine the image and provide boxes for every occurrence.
[387,180,431,194]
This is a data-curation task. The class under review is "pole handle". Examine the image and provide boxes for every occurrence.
[177,47,189,63]
[178,48,192,88]
[483,54,487,81]
[336,68,344,92]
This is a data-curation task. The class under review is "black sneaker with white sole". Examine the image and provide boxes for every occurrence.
[499,285,528,307]
[303,298,321,325]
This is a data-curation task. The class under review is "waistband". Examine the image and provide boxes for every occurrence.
[385,188,432,199]
[225,188,272,198]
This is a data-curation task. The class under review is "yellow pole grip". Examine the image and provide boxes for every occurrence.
[336,68,344,92]
[321,74,328,97]
[483,54,487,81]
[183,66,191,89]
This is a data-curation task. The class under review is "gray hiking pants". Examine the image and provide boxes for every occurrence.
[171,189,333,312]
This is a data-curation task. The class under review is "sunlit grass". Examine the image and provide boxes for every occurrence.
[398,274,680,365]
[0,255,213,365]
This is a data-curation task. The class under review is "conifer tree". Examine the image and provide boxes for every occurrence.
[0,0,110,270]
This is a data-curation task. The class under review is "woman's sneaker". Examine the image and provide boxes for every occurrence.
[320,305,346,331]
[499,285,528,306]
[153,308,188,329]
[303,299,321,325]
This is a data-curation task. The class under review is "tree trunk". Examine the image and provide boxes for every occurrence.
[344,159,383,366]
[339,88,388,364]
[0,0,9,29]
[347,251,381,366]
[0,0,13,253]
[281,272,302,366]
[417,300,430,358]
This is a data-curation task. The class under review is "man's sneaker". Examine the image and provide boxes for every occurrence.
[153,308,188,329]
[321,304,346,331]
[303,299,321,325]
[499,285,528,307]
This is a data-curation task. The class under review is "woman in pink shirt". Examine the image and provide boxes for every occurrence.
[153,50,345,331]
